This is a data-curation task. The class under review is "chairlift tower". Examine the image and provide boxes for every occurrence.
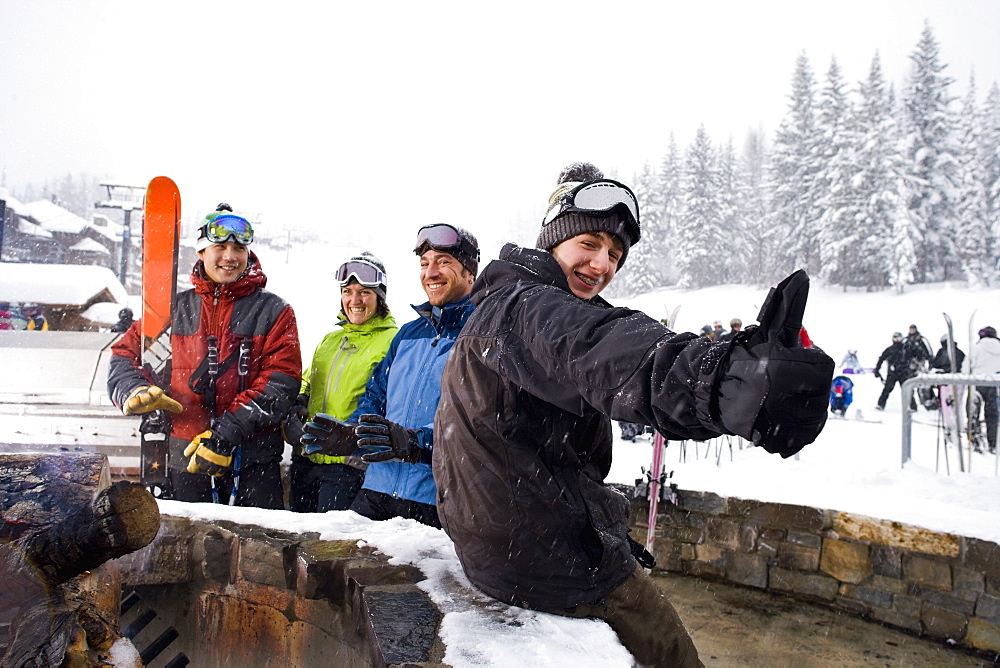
[95,182,145,288]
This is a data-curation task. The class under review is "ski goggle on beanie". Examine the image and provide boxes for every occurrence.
[413,224,480,276]
[543,179,640,230]
[197,214,254,249]
[335,258,386,289]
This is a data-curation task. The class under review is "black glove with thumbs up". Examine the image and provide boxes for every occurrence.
[717,270,835,458]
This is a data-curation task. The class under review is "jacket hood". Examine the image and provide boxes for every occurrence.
[191,251,266,299]
[471,243,612,308]
[336,312,397,333]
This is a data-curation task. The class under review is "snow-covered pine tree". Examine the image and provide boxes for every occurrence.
[979,82,1000,283]
[954,71,992,286]
[676,126,727,289]
[769,52,824,278]
[717,138,751,283]
[741,126,771,286]
[899,21,962,282]
[815,57,862,289]
[657,135,683,286]
[854,54,907,290]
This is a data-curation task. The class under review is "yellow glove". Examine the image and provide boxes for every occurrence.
[183,430,235,476]
[123,385,184,415]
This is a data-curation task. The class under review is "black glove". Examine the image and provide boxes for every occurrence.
[281,394,309,447]
[719,270,834,458]
[627,533,656,569]
[301,413,358,457]
[873,369,883,381]
[355,414,423,464]
[183,430,237,477]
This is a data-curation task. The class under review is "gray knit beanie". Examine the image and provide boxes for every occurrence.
[535,162,641,268]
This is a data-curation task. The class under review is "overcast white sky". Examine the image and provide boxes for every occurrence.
[2,0,999,258]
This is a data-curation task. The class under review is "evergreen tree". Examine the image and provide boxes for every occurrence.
[657,136,683,285]
[853,54,907,289]
[899,22,962,282]
[717,138,751,283]
[676,126,727,289]
[815,57,863,288]
[980,82,1000,282]
[609,162,661,297]
[741,126,771,285]
[769,53,824,277]
[954,71,992,285]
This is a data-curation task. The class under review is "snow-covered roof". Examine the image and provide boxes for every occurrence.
[69,237,111,254]
[0,262,127,305]
[79,300,127,325]
[19,199,90,234]
[0,189,25,212]
[17,218,53,238]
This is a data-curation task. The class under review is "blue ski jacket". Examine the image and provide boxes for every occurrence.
[349,295,474,505]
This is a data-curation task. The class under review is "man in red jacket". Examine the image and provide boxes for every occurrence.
[108,204,301,507]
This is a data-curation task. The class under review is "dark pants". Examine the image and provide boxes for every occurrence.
[878,371,916,410]
[288,456,365,512]
[169,460,283,509]
[349,488,441,529]
[544,563,702,667]
[978,386,998,452]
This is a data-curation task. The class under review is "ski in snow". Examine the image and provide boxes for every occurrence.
[139,176,181,497]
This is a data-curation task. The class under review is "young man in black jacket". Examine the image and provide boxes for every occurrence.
[874,332,912,411]
[434,162,834,667]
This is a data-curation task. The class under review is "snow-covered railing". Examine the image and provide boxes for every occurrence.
[900,372,1000,471]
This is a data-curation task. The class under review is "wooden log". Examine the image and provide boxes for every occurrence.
[1,453,159,666]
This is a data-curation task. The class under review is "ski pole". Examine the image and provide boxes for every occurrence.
[229,447,242,506]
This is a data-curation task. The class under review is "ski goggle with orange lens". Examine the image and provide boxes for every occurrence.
[201,214,254,246]
[542,179,640,228]
[413,223,480,262]
[335,259,386,288]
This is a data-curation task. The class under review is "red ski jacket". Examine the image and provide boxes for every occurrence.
[109,253,301,468]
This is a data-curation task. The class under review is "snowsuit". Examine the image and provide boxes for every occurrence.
[289,313,397,512]
[875,341,912,410]
[435,244,805,666]
[930,343,965,373]
[108,253,301,507]
[964,335,1000,452]
[347,295,474,528]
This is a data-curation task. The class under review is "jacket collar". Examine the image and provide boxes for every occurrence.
[471,243,612,308]
[411,294,474,331]
[336,312,397,333]
[191,251,266,300]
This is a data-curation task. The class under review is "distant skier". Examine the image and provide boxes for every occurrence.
[719,318,742,342]
[930,335,965,373]
[839,350,863,374]
[110,307,134,333]
[874,332,915,411]
[963,326,1000,454]
[20,303,48,331]
[830,376,853,416]
[903,324,933,372]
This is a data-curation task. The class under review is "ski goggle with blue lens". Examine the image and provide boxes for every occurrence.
[335,259,386,288]
[200,214,254,246]
[542,179,640,228]
[413,224,480,262]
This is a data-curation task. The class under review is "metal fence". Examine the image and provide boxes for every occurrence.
[900,372,1000,473]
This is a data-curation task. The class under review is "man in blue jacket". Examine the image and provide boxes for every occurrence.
[302,223,478,528]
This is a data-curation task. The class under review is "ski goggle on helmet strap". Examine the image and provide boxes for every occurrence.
[542,179,640,228]
[413,224,480,262]
[201,214,254,246]
[335,259,386,288]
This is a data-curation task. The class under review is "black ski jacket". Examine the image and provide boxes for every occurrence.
[875,341,907,376]
[434,244,752,611]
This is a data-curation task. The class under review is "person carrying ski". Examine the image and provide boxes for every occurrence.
[283,252,398,512]
[108,204,302,507]
[963,326,1000,454]
[299,223,479,528]
[432,162,834,667]
[930,336,965,373]
[874,332,914,411]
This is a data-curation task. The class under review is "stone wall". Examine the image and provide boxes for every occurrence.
[115,515,445,667]
[629,487,1000,655]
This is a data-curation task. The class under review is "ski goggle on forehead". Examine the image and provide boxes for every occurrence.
[542,179,639,227]
[202,214,254,245]
[413,224,480,262]
[335,259,386,288]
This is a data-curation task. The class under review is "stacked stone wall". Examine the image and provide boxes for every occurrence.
[628,488,1000,655]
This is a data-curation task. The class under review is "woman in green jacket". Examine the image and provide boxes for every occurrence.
[286,252,398,511]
